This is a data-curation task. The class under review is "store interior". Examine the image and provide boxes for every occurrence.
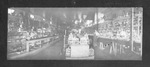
[7,8,142,60]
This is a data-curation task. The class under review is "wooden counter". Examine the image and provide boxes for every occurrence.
[70,45,89,57]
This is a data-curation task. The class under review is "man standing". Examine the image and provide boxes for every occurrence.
[88,35,93,49]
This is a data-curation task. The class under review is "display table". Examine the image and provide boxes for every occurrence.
[70,45,89,57]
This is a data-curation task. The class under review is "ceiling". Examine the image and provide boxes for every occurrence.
[10,8,132,30]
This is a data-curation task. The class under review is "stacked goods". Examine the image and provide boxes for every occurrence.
[66,47,71,57]
[132,10,142,43]
[89,48,94,56]
[98,14,131,41]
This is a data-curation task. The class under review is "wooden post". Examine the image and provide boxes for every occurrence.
[138,13,139,39]
[131,8,134,51]
[26,41,29,52]
[97,9,99,33]
[141,9,143,56]
[64,30,66,51]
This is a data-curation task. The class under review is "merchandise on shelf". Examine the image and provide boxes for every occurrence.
[98,14,131,41]
[132,10,142,43]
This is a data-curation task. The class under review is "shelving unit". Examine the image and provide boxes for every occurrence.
[98,15,131,41]
[131,8,142,56]
[97,8,143,56]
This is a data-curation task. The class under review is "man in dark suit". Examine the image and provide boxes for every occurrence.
[88,35,93,49]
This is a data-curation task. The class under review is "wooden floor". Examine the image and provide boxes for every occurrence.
[66,56,94,60]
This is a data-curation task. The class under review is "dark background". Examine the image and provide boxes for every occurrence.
[1,0,150,67]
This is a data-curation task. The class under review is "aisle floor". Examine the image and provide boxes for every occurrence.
[94,45,142,60]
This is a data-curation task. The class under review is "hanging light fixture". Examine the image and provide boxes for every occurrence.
[30,14,34,19]
[8,8,15,14]
[98,12,105,23]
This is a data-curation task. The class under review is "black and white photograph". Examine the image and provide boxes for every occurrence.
[7,7,143,60]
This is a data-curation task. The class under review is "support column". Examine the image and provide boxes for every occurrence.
[138,13,139,38]
[141,10,143,56]
[63,30,66,51]
[26,42,29,52]
[131,8,134,51]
